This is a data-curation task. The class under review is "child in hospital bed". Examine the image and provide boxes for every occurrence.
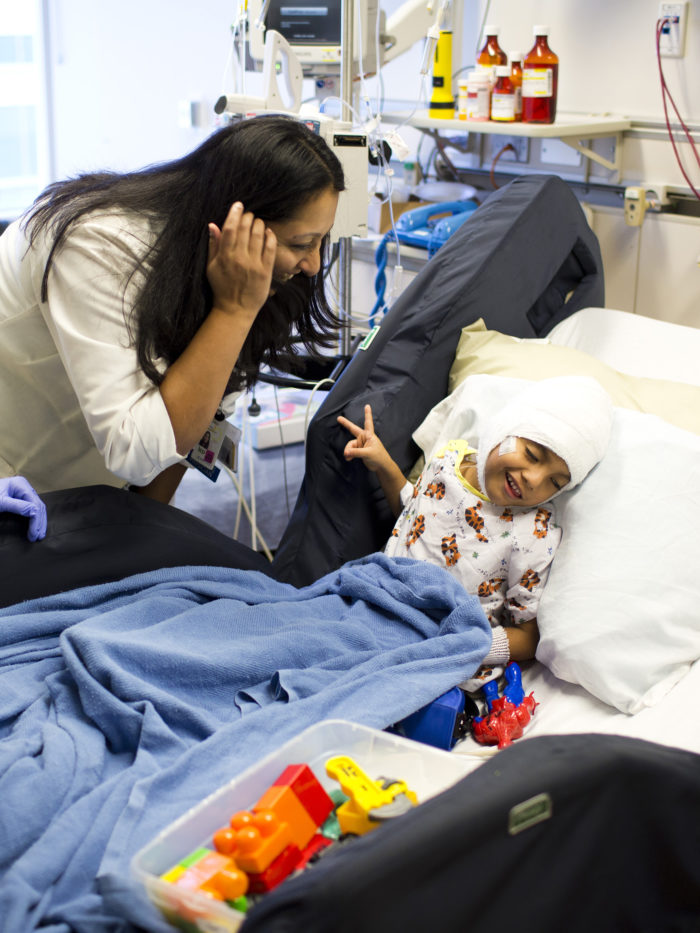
[338,376,613,683]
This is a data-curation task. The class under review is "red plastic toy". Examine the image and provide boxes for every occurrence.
[472,693,538,749]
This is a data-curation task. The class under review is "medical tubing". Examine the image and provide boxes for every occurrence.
[656,18,700,200]
[475,0,494,58]
[305,378,335,438]
[247,418,257,549]
[233,397,268,555]
[254,0,271,31]
[223,463,273,560]
[371,232,391,324]
[490,142,516,188]
[233,402,247,540]
[273,384,292,518]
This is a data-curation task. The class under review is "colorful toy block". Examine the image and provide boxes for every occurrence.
[161,847,248,902]
[272,764,335,826]
[256,783,319,849]
[218,809,293,874]
[295,832,333,870]
[246,843,302,894]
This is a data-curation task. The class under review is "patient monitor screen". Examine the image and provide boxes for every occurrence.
[266,2,342,46]
[248,0,378,74]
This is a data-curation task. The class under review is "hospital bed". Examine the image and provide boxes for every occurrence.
[1,174,699,932]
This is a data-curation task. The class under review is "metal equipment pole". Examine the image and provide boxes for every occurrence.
[337,0,354,357]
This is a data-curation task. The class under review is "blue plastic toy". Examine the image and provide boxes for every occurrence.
[392,686,479,750]
[482,662,525,712]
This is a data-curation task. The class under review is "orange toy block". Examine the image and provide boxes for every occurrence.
[273,764,334,827]
[229,809,293,874]
[256,784,319,850]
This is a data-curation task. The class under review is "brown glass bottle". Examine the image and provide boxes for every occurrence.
[476,24,507,81]
[522,26,559,124]
[509,51,523,121]
[490,66,516,122]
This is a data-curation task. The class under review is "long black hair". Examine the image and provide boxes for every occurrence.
[25,115,346,390]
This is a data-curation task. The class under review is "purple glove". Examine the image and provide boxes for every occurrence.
[0,476,48,541]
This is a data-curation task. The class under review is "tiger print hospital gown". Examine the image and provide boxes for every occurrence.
[384,441,562,646]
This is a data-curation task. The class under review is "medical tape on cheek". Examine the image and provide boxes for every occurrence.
[498,436,516,456]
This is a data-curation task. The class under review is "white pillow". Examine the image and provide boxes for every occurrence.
[414,373,517,462]
[413,374,700,714]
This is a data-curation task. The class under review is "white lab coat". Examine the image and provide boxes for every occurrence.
[0,211,182,492]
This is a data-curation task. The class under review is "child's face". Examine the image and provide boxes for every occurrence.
[484,437,570,507]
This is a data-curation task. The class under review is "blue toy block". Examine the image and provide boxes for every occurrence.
[393,687,478,750]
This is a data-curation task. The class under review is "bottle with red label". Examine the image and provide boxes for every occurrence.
[476,24,507,83]
[522,25,559,124]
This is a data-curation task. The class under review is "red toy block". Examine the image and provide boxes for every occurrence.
[256,783,319,850]
[273,763,334,827]
[295,832,333,871]
[246,843,302,894]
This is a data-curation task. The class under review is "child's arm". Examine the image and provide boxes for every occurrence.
[504,619,539,661]
[337,404,408,517]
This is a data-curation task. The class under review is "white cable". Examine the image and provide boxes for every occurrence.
[222,464,274,561]
[304,378,335,437]
[320,95,364,125]
[272,385,292,519]
[374,0,382,118]
[220,3,248,96]
[419,0,450,75]
[228,390,275,558]
[233,399,247,539]
[254,0,272,31]
[475,0,493,59]
[247,414,257,549]
[221,28,236,94]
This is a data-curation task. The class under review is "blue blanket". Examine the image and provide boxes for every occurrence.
[0,553,490,932]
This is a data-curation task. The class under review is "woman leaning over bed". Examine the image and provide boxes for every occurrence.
[339,376,613,678]
[0,115,344,502]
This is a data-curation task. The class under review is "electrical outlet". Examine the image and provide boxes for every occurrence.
[488,135,530,163]
[624,186,647,227]
[658,1,688,57]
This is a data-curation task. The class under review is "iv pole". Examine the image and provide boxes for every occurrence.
[337,0,355,358]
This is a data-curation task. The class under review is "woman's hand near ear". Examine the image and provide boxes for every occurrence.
[206,201,277,320]
[159,203,277,457]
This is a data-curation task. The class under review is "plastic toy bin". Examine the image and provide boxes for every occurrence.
[131,719,475,933]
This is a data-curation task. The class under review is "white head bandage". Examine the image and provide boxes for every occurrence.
[498,435,517,455]
[476,376,614,499]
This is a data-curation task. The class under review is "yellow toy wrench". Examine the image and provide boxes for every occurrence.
[325,755,418,835]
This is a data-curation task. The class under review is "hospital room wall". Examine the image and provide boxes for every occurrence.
[44,0,700,327]
[465,0,700,329]
[46,1,235,176]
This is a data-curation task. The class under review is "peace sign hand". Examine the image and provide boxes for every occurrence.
[337,404,392,473]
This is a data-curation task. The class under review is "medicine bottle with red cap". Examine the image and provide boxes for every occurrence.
[522,25,559,124]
